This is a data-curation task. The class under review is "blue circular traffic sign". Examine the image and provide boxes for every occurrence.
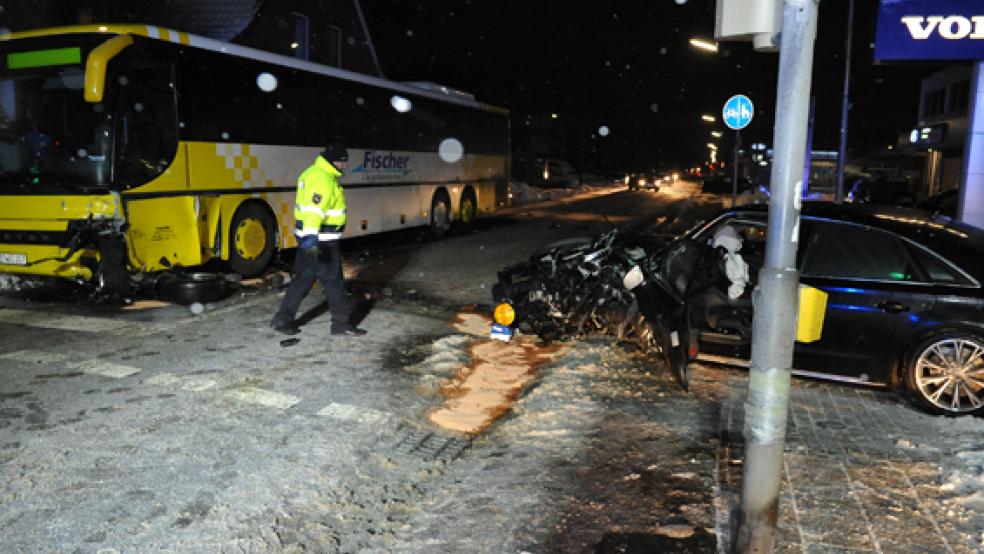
[722,94,754,130]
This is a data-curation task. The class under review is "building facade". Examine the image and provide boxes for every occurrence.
[904,64,973,196]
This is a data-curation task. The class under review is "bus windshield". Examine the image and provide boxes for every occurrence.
[0,65,113,192]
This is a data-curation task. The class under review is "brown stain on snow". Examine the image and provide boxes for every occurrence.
[430,312,566,435]
[120,300,171,311]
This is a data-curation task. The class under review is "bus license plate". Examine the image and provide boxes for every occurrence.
[0,252,27,265]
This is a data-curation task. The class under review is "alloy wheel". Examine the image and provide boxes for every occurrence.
[913,337,984,414]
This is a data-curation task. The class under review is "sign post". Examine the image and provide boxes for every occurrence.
[723,94,754,207]
[728,2,815,552]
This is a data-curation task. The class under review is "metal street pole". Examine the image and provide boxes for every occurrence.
[835,0,854,204]
[733,129,741,207]
[735,0,818,552]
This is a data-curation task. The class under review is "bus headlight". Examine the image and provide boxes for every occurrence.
[493,302,516,326]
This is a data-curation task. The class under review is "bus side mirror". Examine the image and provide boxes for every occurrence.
[85,34,133,103]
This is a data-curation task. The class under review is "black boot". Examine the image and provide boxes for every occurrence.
[331,323,366,336]
[270,317,300,335]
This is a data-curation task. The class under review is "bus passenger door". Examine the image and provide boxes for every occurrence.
[115,63,200,271]
[113,64,180,190]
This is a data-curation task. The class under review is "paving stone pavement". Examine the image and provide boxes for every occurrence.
[705,363,984,553]
[4,295,984,552]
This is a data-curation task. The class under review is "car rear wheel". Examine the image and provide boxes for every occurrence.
[905,334,984,416]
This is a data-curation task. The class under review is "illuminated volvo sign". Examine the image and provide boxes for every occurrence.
[875,0,984,61]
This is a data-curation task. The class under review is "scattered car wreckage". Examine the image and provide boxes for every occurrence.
[491,222,752,390]
[492,230,644,343]
[492,228,710,389]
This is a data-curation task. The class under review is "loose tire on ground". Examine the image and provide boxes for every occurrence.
[904,332,984,416]
[157,272,229,305]
[228,202,276,277]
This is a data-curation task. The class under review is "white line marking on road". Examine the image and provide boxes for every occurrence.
[145,373,181,386]
[226,387,299,410]
[0,349,68,363]
[182,377,217,392]
[316,402,393,425]
[0,308,163,336]
[74,360,141,379]
[146,372,216,391]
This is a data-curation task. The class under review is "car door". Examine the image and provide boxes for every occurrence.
[794,219,937,383]
[687,214,766,362]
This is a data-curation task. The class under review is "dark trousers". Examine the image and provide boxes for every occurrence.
[273,241,350,327]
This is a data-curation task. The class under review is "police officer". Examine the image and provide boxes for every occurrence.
[270,142,366,336]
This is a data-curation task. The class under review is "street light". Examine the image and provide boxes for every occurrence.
[711,131,723,138]
[708,144,718,165]
[701,114,716,123]
[689,38,719,53]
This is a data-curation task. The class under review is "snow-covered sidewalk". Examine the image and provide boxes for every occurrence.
[708,364,984,552]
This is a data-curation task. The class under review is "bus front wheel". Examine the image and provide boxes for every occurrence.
[229,202,276,277]
[428,192,451,239]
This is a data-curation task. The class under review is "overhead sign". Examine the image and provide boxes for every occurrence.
[875,0,984,61]
[714,0,782,52]
[909,124,948,146]
[723,94,754,130]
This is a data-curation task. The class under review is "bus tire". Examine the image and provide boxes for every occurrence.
[157,272,229,305]
[428,191,452,239]
[455,187,478,233]
[228,202,276,277]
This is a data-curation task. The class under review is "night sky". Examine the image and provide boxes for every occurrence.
[361,1,946,173]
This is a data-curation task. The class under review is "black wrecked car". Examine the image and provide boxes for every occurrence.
[493,230,651,343]
[625,202,984,416]
[494,202,984,416]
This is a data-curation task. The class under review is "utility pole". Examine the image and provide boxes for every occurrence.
[835,0,855,204]
[735,0,819,551]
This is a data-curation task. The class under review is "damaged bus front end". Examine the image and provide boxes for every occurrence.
[0,29,179,296]
[0,193,130,291]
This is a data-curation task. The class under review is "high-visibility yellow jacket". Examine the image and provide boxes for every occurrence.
[293,156,347,241]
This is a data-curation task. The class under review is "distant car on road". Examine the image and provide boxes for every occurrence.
[629,202,984,416]
[625,172,660,192]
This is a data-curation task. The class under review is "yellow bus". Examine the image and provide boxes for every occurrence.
[0,25,510,293]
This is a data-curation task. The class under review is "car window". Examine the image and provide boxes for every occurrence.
[800,221,923,282]
[905,242,974,286]
[700,216,767,256]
